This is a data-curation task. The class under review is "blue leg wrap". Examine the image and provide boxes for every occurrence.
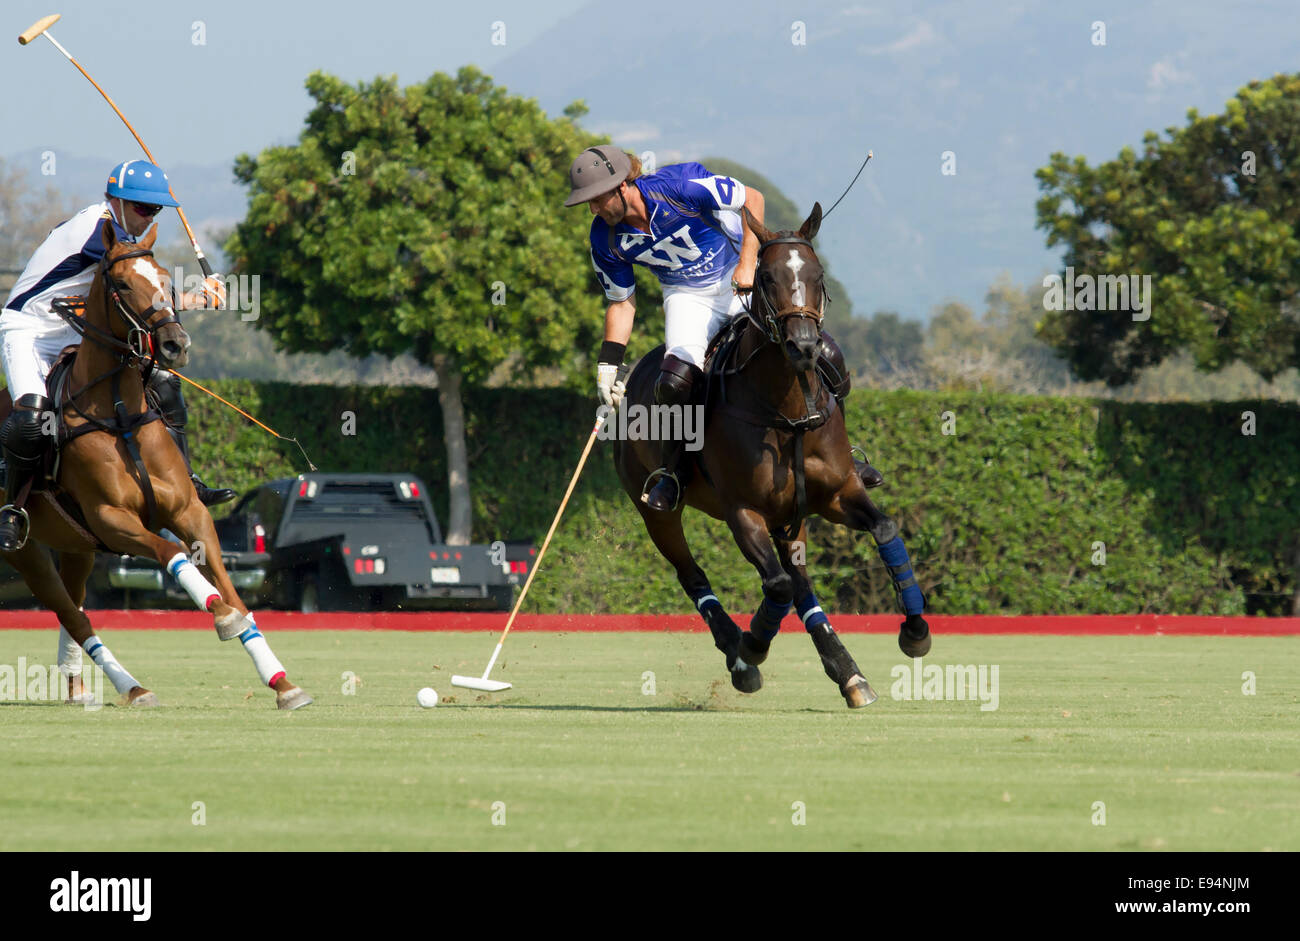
[875,536,924,616]
[752,593,790,641]
[690,587,723,621]
[238,625,263,645]
[795,592,830,631]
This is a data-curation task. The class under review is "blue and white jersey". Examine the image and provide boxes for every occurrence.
[589,162,747,301]
[3,202,134,321]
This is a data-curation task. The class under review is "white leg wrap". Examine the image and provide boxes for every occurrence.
[238,621,286,688]
[167,552,221,611]
[82,635,139,694]
[58,624,83,677]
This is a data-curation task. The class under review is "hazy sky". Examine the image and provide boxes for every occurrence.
[6,0,1297,321]
[3,0,587,165]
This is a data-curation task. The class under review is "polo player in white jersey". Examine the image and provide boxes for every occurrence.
[0,159,234,552]
[566,145,882,513]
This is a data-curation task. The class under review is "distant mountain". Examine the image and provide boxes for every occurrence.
[492,0,1300,320]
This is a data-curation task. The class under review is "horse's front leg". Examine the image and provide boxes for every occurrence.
[746,521,877,708]
[166,497,312,711]
[723,505,804,693]
[86,502,248,633]
[822,476,931,658]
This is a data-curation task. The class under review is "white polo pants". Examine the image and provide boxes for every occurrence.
[661,272,746,369]
[0,309,81,403]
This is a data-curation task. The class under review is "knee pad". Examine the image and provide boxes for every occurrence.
[817,332,851,402]
[1,394,55,459]
[146,368,186,426]
[654,355,701,406]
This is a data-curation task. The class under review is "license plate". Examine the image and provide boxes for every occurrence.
[429,567,460,584]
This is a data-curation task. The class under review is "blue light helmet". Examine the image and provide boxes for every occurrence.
[105,159,180,207]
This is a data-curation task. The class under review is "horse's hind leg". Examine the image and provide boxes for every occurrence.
[737,521,877,708]
[2,542,155,706]
[57,550,96,702]
[633,504,758,693]
[823,478,931,657]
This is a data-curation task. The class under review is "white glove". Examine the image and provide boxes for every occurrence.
[597,363,626,409]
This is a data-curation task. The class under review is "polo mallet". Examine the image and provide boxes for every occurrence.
[452,404,618,693]
[18,13,215,277]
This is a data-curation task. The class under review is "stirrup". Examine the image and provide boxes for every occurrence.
[0,504,32,552]
[850,445,869,464]
[640,468,681,511]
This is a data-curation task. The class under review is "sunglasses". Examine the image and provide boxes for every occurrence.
[130,202,163,217]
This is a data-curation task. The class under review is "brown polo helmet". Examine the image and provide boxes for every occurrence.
[564,145,632,207]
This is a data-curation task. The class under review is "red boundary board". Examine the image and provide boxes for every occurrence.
[0,611,1295,635]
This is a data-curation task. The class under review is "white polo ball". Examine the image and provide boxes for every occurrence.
[416,687,439,708]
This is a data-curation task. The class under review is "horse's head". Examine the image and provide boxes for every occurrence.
[99,224,191,369]
[742,202,826,373]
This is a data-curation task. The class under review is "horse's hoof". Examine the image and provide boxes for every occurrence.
[214,609,251,642]
[276,687,313,711]
[899,616,931,658]
[729,658,763,694]
[128,689,159,708]
[738,630,770,667]
[842,674,877,709]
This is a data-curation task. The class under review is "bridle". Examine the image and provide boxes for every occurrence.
[54,247,182,370]
[48,245,185,535]
[743,235,828,346]
[95,248,181,363]
[726,234,834,540]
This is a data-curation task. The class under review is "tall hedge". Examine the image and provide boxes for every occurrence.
[187,382,1300,615]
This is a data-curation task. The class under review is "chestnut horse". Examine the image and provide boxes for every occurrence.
[0,224,310,709]
[614,203,931,708]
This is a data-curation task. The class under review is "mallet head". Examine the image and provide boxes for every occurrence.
[18,14,61,46]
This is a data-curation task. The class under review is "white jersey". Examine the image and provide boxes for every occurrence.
[3,202,134,329]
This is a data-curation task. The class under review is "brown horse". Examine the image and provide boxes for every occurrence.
[613,203,931,708]
[0,223,310,709]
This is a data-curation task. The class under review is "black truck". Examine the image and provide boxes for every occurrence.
[0,472,534,612]
[215,472,533,611]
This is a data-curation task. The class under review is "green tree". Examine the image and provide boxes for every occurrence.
[1036,73,1300,385]
[225,67,607,543]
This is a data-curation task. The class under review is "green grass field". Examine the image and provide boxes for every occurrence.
[1,629,1296,851]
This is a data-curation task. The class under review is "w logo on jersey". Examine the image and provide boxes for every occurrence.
[634,225,703,270]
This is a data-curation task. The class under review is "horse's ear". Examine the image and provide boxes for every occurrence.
[799,202,823,241]
[743,206,777,246]
[138,226,157,251]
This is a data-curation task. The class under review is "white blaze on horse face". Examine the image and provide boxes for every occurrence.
[128,258,170,311]
[787,250,806,307]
